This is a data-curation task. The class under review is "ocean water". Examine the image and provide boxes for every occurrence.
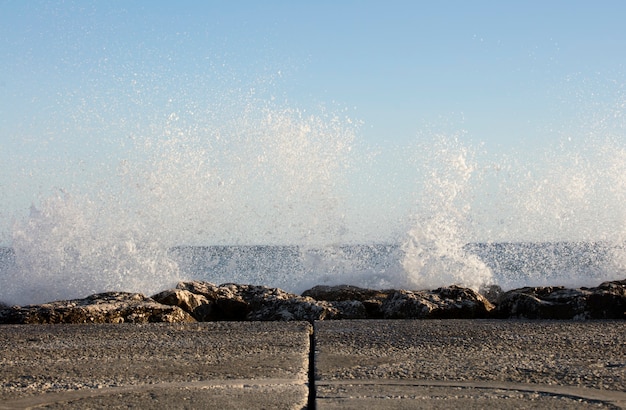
[170,241,617,293]
[2,90,626,305]
[0,240,621,306]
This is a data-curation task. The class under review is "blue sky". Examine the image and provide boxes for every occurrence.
[4,1,624,142]
[2,1,626,244]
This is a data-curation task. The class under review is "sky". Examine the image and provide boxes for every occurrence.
[2,1,626,244]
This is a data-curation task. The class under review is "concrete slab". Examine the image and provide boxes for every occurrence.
[0,322,312,409]
[314,320,626,409]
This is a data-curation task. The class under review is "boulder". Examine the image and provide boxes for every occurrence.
[0,292,196,324]
[229,282,338,321]
[494,287,587,319]
[328,300,369,319]
[585,279,626,319]
[151,289,214,321]
[154,281,338,322]
[153,285,249,321]
[302,284,394,318]
[380,286,495,319]
[302,284,393,302]
[479,284,504,305]
[494,279,626,319]
[300,284,494,319]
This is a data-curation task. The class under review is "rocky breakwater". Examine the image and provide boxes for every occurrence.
[0,292,195,324]
[0,279,624,324]
[492,279,626,319]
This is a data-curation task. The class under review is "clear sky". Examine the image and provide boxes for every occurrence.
[2,1,626,244]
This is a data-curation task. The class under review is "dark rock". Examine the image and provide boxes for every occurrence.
[300,284,494,319]
[0,292,196,324]
[432,286,496,318]
[155,281,338,322]
[151,289,214,321]
[586,279,626,319]
[302,285,392,302]
[479,284,504,304]
[380,286,495,319]
[233,283,338,321]
[328,300,368,319]
[494,280,626,319]
[362,299,385,318]
[494,287,588,319]
[301,284,394,318]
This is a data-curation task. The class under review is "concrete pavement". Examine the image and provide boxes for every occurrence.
[0,320,625,409]
[315,320,626,409]
[0,322,311,409]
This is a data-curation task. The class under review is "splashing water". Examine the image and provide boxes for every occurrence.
[401,136,493,290]
[1,103,359,305]
[7,192,181,304]
[3,83,626,304]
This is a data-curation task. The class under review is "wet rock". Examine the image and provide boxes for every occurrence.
[246,295,337,321]
[153,284,249,321]
[301,284,494,319]
[585,279,626,319]
[301,285,393,318]
[479,284,504,305]
[0,292,196,324]
[494,279,626,319]
[494,287,587,319]
[380,286,495,319]
[328,300,369,319]
[302,285,393,302]
[156,281,338,322]
[235,283,338,321]
[3,279,623,324]
[151,289,212,320]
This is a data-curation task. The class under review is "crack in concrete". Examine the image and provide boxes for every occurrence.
[307,322,316,410]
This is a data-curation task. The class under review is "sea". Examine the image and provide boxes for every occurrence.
[0,240,622,306]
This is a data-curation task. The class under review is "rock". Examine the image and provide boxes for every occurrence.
[235,283,339,321]
[494,279,626,319]
[302,285,392,302]
[301,285,394,318]
[380,286,495,319]
[494,287,587,319]
[151,289,213,321]
[586,279,626,319]
[155,281,338,322]
[246,295,337,321]
[301,284,494,319]
[328,300,369,319]
[3,279,623,324]
[0,292,196,324]
[167,281,251,320]
[479,284,504,305]
[432,285,496,318]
